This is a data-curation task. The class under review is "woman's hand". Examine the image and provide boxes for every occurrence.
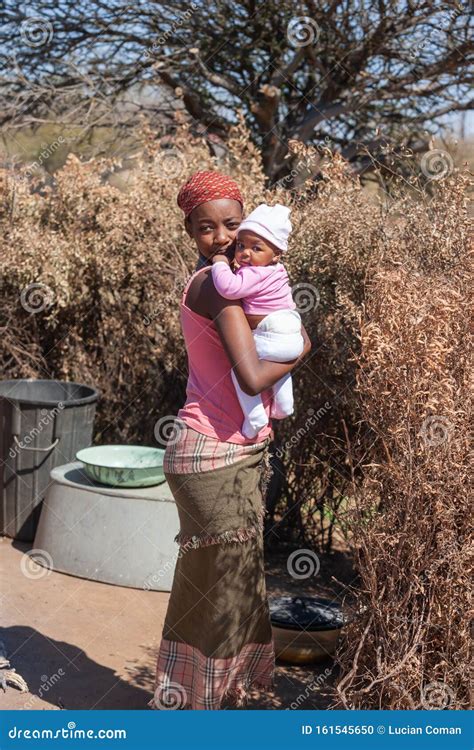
[211,240,235,265]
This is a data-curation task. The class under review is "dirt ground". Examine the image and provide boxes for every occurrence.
[0,537,354,711]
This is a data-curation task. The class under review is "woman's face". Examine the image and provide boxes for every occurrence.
[185,198,243,259]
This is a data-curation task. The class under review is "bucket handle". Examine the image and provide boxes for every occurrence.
[12,436,60,452]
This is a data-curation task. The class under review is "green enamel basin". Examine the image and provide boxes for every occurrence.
[75,445,166,488]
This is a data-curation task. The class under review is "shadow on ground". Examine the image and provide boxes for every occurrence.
[1,626,154,710]
[1,539,354,711]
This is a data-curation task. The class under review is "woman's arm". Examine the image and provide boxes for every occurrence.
[209,283,312,396]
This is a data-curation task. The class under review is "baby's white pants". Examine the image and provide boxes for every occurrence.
[231,309,304,439]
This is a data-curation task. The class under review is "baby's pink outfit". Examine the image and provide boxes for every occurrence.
[212,261,304,438]
[211,262,296,314]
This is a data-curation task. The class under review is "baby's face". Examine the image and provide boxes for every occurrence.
[235,230,282,267]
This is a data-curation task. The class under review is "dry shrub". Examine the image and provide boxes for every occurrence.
[0,118,267,443]
[334,182,472,709]
[0,119,471,708]
[268,151,384,549]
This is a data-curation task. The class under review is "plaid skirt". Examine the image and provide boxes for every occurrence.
[148,419,276,710]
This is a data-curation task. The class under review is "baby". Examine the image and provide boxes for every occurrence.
[211,203,304,439]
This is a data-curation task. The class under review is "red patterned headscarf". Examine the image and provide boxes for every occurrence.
[177,170,244,218]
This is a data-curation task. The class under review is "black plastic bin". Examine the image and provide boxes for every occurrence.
[0,379,100,541]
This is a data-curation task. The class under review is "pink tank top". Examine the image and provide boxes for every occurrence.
[176,266,273,444]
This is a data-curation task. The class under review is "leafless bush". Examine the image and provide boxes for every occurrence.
[332,181,472,709]
[0,120,238,441]
[0,120,471,708]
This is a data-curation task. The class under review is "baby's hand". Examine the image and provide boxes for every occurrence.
[211,253,231,265]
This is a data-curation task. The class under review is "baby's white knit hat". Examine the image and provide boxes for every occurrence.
[237,203,292,252]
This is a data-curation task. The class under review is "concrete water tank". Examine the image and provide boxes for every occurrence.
[32,461,180,592]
